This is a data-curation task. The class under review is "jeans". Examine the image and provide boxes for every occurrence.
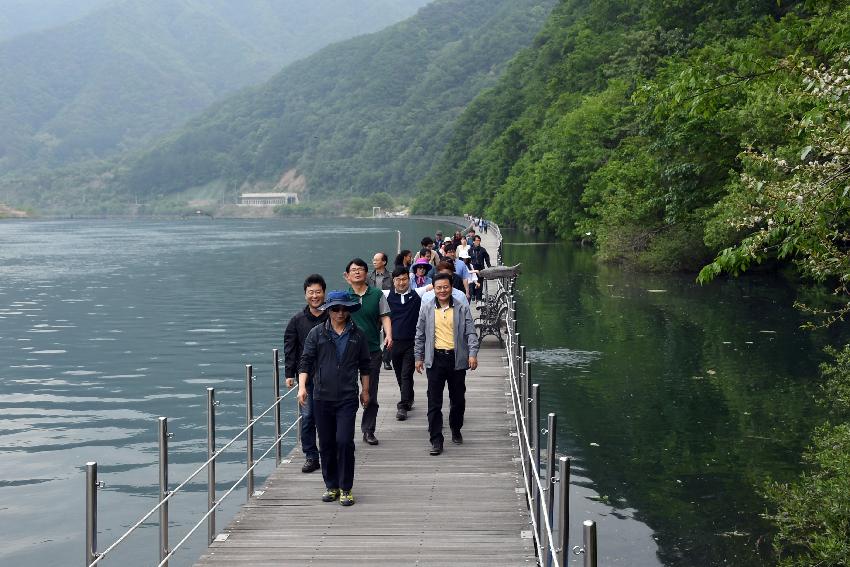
[299,379,319,460]
[426,350,466,445]
[314,396,358,491]
[391,339,415,410]
[360,350,382,434]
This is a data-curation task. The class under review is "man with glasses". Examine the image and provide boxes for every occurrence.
[298,291,371,506]
[283,274,327,473]
[387,266,421,421]
[344,258,392,445]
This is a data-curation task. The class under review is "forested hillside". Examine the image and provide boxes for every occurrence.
[98,0,554,211]
[0,0,430,172]
[414,0,849,271]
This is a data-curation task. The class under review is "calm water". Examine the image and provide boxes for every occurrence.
[0,219,835,567]
[0,218,459,567]
[502,233,841,566]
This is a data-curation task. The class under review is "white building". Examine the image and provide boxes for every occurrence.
[238,192,299,206]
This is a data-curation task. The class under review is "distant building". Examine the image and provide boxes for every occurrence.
[238,192,299,206]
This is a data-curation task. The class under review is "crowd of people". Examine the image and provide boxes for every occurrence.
[283,225,493,506]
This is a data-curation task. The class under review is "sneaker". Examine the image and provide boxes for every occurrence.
[321,489,340,502]
[451,431,463,444]
[339,490,355,506]
[383,362,393,370]
[396,407,407,421]
[363,432,379,445]
[301,458,320,473]
[429,443,443,456]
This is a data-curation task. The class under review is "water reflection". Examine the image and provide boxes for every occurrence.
[503,234,837,566]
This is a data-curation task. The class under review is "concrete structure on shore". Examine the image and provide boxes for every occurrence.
[238,192,299,206]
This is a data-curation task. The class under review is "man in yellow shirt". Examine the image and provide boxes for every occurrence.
[414,273,479,455]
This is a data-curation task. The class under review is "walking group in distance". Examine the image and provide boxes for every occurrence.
[283,225,492,506]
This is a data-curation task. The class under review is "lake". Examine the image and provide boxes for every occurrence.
[0,218,834,566]
[502,231,838,566]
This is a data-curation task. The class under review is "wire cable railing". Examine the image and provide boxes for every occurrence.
[490,250,600,567]
[85,349,299,567]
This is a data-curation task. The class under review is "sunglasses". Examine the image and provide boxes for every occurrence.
[329,306,348,313]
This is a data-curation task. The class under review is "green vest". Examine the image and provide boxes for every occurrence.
[348,285,384,352]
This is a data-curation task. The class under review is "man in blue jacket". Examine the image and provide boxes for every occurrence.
[298,291,371,506]
[414,273,479,456]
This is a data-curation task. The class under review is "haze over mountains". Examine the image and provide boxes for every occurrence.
[0,0,556,213]
[0,0,111,40]
[0,0,431,173]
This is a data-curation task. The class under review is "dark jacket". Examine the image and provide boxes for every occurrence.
[367,269,392,291]
[387,288,421,341]
[283,306,328,379]
[298,320,371,402]
[469,245,491,271]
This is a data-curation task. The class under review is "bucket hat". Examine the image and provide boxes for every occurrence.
[319,290,361,312]
[413,257,431,270]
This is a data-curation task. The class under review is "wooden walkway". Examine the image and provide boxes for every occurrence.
[194,343,532,566]
[194,223,531,566]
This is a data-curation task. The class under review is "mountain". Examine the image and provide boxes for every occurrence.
[102,0,555,210]
[0,0,111,41]
[0,0,431,172]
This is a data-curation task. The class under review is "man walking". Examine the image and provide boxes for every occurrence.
[345,258,392,445]
[298,291,371,506]
[387,266,421,421]
[368,251,393,370]
[283,274,328,473]
[469,235,492,301]
[442,243,471,300]
[414,273,479,456]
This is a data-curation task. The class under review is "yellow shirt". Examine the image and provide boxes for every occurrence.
[434,303,454,350]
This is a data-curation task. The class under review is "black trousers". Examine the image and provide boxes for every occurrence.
[391,339,415,410]
[426,350,466,445]
[360,350,382,434]
[314,396,358,491]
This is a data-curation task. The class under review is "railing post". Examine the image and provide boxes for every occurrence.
[246,364,254,499]
[296,379,302,449]
[158,417,169,567]
[544,412,557,567]
[521,361,534,508]
[206,388,216,545]
[557,456,571,567]
[583,520,598,567]
[530,383,540,541]
[273,349,282,466]
[85,462,98,567]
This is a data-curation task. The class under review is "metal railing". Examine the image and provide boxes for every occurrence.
[84,348,301,567]
[496,245,600,567]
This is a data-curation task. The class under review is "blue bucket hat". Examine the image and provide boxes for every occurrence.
[319,290,361,312]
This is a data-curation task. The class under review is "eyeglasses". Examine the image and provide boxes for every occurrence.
[329,306,347,313]
[347,267,366,274]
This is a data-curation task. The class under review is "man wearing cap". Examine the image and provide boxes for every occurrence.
[298,291,371,506]
[283,274,328,474]
[414,273,479,456]
[387,266,421,421]
[345,258,392,445]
